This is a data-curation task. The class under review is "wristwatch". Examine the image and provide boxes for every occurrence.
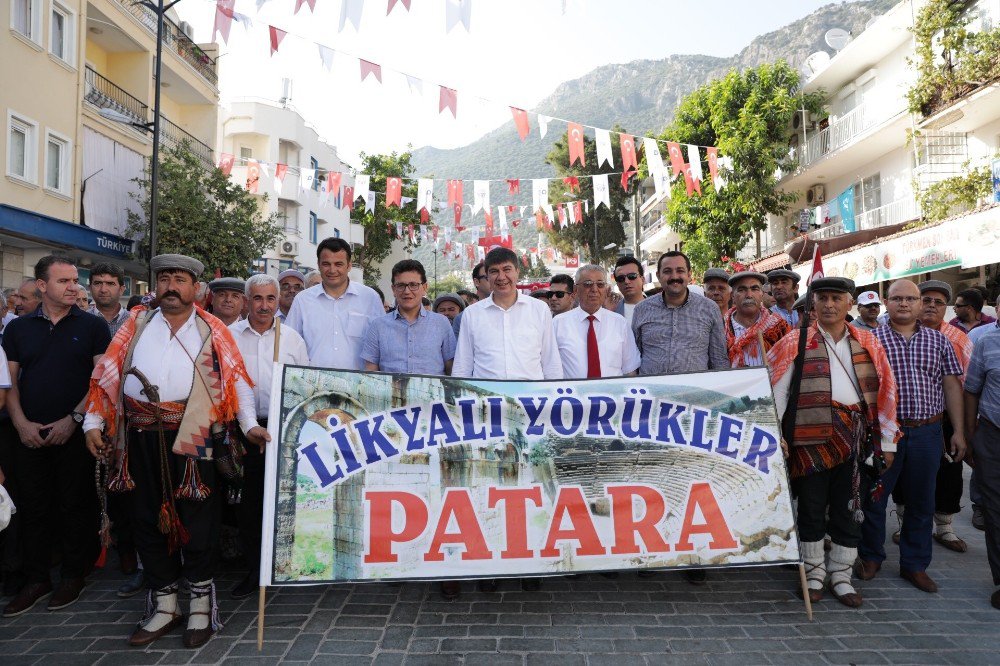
[71,411,85,425]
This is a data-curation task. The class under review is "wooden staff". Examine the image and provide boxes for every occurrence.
[257,586,266,650]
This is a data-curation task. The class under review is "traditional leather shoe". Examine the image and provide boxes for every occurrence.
[798,584,823,603]
[128,613,185,647]
[48,578,86,611]
[854,559,881,581]
[991,589,1000,610]
[685,569,707,585]
[831,587,863,608]
[182,625,215,649]
[118,551,138,576]
[230,575,257,600]
[440,581,460,600]
[477,579,498,593]
[2,581,52,617]
[934,533,968,553]
[900,569,938,593]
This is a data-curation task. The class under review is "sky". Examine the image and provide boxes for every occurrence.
[174,0,844,166]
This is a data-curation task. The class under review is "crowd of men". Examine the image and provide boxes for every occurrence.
[0,236,998,650]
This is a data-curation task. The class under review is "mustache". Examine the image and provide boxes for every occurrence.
[161,291,181,300]
[667,279,684,285]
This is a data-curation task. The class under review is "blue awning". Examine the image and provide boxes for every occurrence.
[0,204,134,260]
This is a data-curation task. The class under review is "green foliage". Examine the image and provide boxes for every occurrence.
[917,161,992,223]
[543,128,632,265]
[126,141,284,279]
[907,0,1000,116]
[352,150,422,283]
[427,273,466,298]
[521,255,552,279]
[655,61,823,272]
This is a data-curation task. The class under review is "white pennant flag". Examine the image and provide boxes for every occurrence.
[365,192,376,213]
[498,206,508,236]
[595,129,613,168]
[299,168,316,193]
[538,115,552,139]
[339,0,364,32]
[317,44,335,71]
[258,162,270,179]
[319,181,331,207]
[255,0,271,10]
[519,205,528,217]
[233,11,253,31]
[473,180,490,215]
[353,174,370,203]
[543,204,555,222]
[567,201,577,225]
[401,196,414,207]
[592,174,610,210]
[396,222,403,237]
[445,0,472,32]
[653,169,672,200]
[643,137,666,174]
[404,75,423,95]
[417,178,434,213]
[687,144,703,182]
[532,179,549,212]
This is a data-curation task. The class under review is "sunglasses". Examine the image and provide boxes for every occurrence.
[546,291,569,299]
[615,272,640,282]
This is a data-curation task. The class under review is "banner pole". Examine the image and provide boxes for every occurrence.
[257,586,266,651]
[798,563,814,620]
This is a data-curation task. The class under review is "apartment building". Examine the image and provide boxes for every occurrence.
[2,0,218,293]
[742,0,1000,297]
[219,97,364,280]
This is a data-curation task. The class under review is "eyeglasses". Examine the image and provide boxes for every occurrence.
[615,272,640,282]
[392,282,425,292]
[954,302,970,308]
[580,281,608,290]
[921,297,947,307]
[473,274,487,281]
[546,291,569,299]
[887,296,919,304]
[280,284,303,292]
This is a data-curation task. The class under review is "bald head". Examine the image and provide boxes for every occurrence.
[886,280,920,326]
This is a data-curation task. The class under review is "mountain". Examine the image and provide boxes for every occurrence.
[410,0,898,181]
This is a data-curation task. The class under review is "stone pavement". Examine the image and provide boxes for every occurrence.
[1,512,997,666]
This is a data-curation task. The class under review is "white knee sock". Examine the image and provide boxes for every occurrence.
[140,585,178,632]
[801,540,826,591]
[934,512,961,541]
[828,544,858,597]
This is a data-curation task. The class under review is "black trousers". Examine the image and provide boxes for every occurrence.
[972,418,1000,586]
[127,429,221,589]
[237,420,266,580]
[0,418,22,578]
[792,460,861,547]
[14,429,98,584]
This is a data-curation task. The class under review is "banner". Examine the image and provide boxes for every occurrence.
[262,366,799,584]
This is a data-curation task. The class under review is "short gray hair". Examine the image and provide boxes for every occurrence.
[575,264,607,283]
[245,273,279,297]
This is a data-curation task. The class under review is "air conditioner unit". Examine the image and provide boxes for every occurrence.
[806,184,826,205]
[178,21,194,39]
[280,241,299,256]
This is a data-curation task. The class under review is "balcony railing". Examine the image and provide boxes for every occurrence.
[159,116,214,166]
[84,66,148,125]
[795,97,899,171]
[805,197,921,241]
[111,0,218,86]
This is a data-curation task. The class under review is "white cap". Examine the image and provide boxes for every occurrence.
[857,291,881,306]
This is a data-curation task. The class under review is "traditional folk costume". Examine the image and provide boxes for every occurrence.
[84,255,257,648]
[767,277,899,608]
[724,308,790,368]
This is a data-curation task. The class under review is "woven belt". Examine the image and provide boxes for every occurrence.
[899,413,944,428]
[125,396,186,431]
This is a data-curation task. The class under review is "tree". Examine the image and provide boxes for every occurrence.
[654,61,824,272]
[543,127,633,265]
[126,141,283,278]
[428,273,466,299]
[352,150,422,283]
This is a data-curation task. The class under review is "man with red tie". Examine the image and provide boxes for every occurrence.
[552,264,640,379]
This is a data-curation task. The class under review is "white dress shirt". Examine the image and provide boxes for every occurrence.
[552,306,640,378]
[623,302,637,326]
[230,317,309,419]
[452,292,563,380]
[284,281,385,370]
[83,309,258,434]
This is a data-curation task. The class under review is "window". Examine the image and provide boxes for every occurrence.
[7,111,38,183]
[240,146,252,160]
[44,130,71,194]
[49,2,75,65]
[278,199,297,235]
[309,211,318,243]
[852,173,882,214]
[310,157,320,191]
[11,0,41,43]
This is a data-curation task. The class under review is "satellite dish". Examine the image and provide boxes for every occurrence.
[824,27,851,51]
[802,51,832,78]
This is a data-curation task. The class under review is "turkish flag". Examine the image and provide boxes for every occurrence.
[484,211,494,236]
[326,171,341,195]
[510,108,530,141]
[360,59,382,83]
[447,179,463,208]
[563,176,580,193]
[294,0,315,14]
[666,142,685,177]
[556,205,567,228]
[217,153,235,176]
[385,177,402,207]
[573,201,583,223]
[511,218,521,228]
[439,86,458,118]
[706,146,720,188]
[683,164,701,196]
[274,163,288,192]
[343,186,354,210]
[245,159,260,193]
[479,235,512,250]
[387,0,411,14]
[619,133,637,172]
[567,122,586,167]
[808,246,824,285]
[213,0,234,44]
[507,179,520,195]
[269,26,286,55]
[621,167,637,192]
[453,202,463,226]
[420,208,430,224]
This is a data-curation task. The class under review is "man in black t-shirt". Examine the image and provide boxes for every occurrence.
[1,256,111,617]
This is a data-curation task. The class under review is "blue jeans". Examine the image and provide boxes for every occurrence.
[860,421,942,572]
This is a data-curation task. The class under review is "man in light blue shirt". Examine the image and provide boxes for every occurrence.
[362,260,456,375]
[285,237,385,370]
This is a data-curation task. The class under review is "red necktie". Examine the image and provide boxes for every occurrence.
[586,315,601,378]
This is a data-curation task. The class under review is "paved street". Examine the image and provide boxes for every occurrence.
[1,510,997,666]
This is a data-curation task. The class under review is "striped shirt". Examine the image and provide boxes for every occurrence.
[88,305,131,338]
[632,289,728,375]
[965,329,1000,425]
[874,322,961,421]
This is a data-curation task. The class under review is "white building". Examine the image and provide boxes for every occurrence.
[219,96,364,279]
[742,0,1000,296]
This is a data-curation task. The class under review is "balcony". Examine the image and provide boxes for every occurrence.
[159,116,214,166]
[84,66,149,125]
[110,0,217,86]
[805,198,921,241]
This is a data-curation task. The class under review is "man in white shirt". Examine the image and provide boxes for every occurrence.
[285,238,385,370]
[553,264,639,379]
[277,269,305,322]
[229,274,309,601]
[209,278,246,327]
[610,255,646,325]
[452,247,562,382]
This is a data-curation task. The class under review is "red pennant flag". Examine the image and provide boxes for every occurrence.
[567,122,586,167]
[706,146,720,185]
[360,59,382,83]
[246,159,260,193]
[274,163,288,189]
[484,211,495,236]
[444,241,452,253]
[619,133,637,172]
[573,201,583,223]
[420,208,430,224]
[512,218,521,228]
[386,177,402,207]
[563,176,580,193]
[343,186,354,210]
[666,141,685,177]
[808,246,824,285]
[507,205,516,214]
[521,253,530,268]
[556,205,567,227]
[387,0,411,13]
[535,211,545,230]
[269,26,286,55]
[326,171,342,194]
[621,167,637,192]
[213,0,235,44]
[453,202,463,226]
[217,153,235,176]
[432,226,439,241]
[510,107,530,141]
[683,164,702,196]
[447,179,463,208]
[506,179,520,195]
[407,224,415,242]
[294,0,316,14]
[439,86,458,118]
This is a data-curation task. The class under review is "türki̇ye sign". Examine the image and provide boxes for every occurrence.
[260,366,799,584]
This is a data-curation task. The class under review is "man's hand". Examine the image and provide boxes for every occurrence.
[15,420,47,448]
[780,438,789,459]
[85,428,109,459]
[245,426,271,452]
[947,433,967,463]
[883,451,895,470]
[43,415,76,446]
[604,292,622,312]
